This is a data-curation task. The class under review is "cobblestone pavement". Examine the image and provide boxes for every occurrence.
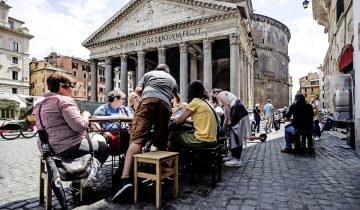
[1,130,360,210]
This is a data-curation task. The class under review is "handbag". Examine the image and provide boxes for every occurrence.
[169,121,194,132]
[38,102,94,181]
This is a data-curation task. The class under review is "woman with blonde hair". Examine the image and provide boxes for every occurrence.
[127,91,140,115]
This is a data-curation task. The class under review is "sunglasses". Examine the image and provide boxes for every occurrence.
[115,96,124,100]
[60,82,76,88]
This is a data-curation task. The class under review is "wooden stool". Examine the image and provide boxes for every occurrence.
[39,157,84,210]
[133,151,179,209]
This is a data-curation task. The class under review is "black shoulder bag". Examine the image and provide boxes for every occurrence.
[38,102,94,181]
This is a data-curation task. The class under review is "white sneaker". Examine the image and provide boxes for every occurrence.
[314,137,320,141]
[224,159,242,167]
[222,154,233,162]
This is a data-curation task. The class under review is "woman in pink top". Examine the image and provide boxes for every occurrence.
[33,72,110,189]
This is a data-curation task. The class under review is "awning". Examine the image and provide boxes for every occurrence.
[339,46,354,71]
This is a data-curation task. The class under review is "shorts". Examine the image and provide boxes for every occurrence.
[130,98,171,148]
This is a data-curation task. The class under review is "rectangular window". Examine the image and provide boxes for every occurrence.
[84,73,86,79]
[311,87,314,92]
[12,88,17,94]
[12,42,18,51]
[9,20,14,29]
[12,71,18,80]
[12,57,18,64]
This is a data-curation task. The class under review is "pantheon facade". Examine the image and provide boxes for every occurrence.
[82,0,290,108]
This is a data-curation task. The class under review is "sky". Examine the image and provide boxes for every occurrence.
[7,0,328,99]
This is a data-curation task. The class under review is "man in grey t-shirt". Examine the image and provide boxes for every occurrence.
[113,64,181,203]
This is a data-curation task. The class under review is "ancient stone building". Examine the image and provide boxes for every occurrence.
[82,0,258,107]
[251,14,291,109]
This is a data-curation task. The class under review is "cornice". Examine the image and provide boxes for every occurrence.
[256,44,289,61]
[83,0,237,47]
[84,12,238,48]
[0,25,34,39]
[252,13,291,41]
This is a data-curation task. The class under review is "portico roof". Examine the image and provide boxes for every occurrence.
[82,0,240,48]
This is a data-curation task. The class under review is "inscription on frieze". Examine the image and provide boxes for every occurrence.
[110,28,204,51]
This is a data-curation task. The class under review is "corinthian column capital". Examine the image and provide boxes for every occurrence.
[120,54,128,62]
[137,51,145,60]
[203,39,212,49]
[157,47,166,56]
[105,57,112,65]
[179,43,188,53]
[229,33,240,45]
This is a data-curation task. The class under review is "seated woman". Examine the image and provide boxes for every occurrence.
[93,90,133,156]
[282,93,314,153]
[32,71,110,190]
[127,91,140,115]
[170,80,217,148]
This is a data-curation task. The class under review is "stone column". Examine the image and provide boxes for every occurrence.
[239,48,244,100]
[179,43,188,102]
[104,57,113,94]
[158,47,166,65]
[90,59,98,102]
[137,51,145,84]
[190,53,198,81]
[120,54,128,105]
[203,39,212,94]
[244,56,249,107]
[114,66,121,89]
[229,33,240,98]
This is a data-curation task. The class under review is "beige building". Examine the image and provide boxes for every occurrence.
[0,0,33,95]
[299,72,320,103]
[312,0,354,109]
[29,52,135,102]
[82,0,259,107]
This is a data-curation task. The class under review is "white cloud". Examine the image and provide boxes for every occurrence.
[8,0,128,60]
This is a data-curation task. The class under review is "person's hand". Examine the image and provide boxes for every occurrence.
[82,111,90,117]
[103,132,113,140]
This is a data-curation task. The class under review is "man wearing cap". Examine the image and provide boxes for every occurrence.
[263,99,274,133]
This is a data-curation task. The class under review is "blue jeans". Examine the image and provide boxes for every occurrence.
[284,125,297,149]
[313,120,321,137]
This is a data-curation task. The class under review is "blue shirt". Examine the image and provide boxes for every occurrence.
[263,103,273,116]
[93,103,131,130]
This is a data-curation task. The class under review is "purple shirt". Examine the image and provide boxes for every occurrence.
[33,93,89,154]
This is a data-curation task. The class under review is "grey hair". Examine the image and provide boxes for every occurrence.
[156,64,170,73]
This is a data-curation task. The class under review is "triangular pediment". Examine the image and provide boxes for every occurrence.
[82,0,238,47]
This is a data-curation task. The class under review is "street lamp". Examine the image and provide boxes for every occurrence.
[303,0,309,9]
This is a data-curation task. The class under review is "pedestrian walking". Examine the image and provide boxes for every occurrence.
[263,99,273,133]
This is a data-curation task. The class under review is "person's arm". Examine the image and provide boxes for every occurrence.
[60,98,89,132]
[217,92,231,130]
[175,109,193,124]
[135,86,142,98]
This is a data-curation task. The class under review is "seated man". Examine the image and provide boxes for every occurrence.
[282,93,314,153]
[93,90,133,156]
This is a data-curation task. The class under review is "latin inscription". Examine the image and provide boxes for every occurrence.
[110,28,204,51]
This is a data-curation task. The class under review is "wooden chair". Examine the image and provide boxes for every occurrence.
[39,157,84,210]
[133,151,179,209]
[292,130,315,157]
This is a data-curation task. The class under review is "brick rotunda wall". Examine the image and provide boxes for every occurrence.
[251,14,291,110]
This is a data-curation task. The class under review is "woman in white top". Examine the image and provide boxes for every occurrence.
[212,89,251,167]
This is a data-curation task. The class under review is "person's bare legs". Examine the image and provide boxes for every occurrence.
[121,143,142,178]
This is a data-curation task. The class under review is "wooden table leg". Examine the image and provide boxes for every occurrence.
[134,157,139,204]
[156,161,161,209]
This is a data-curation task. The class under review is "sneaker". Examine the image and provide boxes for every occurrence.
[112,178,134,203]
[224,159,242,167]
[222,154,233,162]
[70,181,80,191]
[280,148,294,154]
[314,137,320,141]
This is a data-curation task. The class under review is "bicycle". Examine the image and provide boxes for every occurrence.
[0,121,22,140]
[0,118,37,140]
